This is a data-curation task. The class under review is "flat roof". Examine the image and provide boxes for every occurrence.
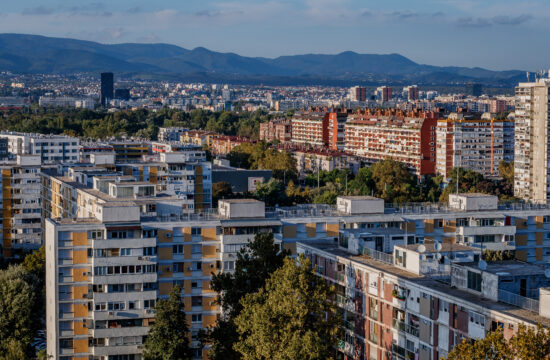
[459,261,547,276]
[220,199,263,204]
[299,241,550,327]
[398,243,480,253]
[338,196,383,201]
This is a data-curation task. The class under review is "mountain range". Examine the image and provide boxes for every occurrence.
[0,34,525,86]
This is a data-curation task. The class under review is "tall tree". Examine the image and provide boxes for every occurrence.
[206,233,289,360]
[143,285,192,360]
[0,265,41,358]
[234,255,341,360]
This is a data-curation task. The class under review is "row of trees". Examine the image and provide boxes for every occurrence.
[1,107,273,140]
[142,233,341,359]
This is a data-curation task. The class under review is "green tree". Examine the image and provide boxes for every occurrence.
[143,285,192,360]
[0,265,41,358]
[0,338,29,360]
[212,182,234,207]
[206,233,290,360]
[499,161,514,185]
[446,325,550,360]
[253,178,289,206]
[234,255,341,360]
[22,246,45,276]
[370,159,421,203]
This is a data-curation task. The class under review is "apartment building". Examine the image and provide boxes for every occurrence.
[210,136,253,156]
[44,185,550,359]
[1,155,43,257]
[259,118,292,143]
[327,111,350,150]
[291,111,329,147]
[514,77,550,203]
[0,131,80,163]
[158,127,189,142]
[344,110,439,176]
[288,147,361,176]
[435,113,514,179]
[349,87,367,102]
[299,238,550,360]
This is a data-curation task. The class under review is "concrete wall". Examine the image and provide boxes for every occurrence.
[219,200,265,219]
[337,196,384,215]
[448,194,498,211]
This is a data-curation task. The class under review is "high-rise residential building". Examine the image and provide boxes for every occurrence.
[349,86,367,102]
[291,110,347,149]
[465,83,483,97]
[291,111,329,147]
[0,132,80,163]
[44,186,550,359]
[514,77,550,203]
[404,85,419,101]
[344,110,439,176]
[376,86,393,102]
[100,72,114,106]
[435,113,514,179]
[1,155,42,257]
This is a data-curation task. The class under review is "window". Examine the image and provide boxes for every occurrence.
[467,271,482,292]
[144,299,156,309]
[192,314,202,323]
[192,245,202,254]
[173,244,184,254]
[223,261,235,270]
[192,296,202,307]
[120,248,131,256]
[191,227,201,235]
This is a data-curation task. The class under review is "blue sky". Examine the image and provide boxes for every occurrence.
[1,0,547,70]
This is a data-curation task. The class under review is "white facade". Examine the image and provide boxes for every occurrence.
[0,132,80,163]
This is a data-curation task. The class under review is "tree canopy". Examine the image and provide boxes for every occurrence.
[143,285,192,360]
[446,325,550,360]
[234,255,341,360]
[205,232,289,360]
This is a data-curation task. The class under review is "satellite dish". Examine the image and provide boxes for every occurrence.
[418,245,426,253]
[434,243,442,252]
[479,260,487,271]
[436,253,442,260]
[545,269,550,278]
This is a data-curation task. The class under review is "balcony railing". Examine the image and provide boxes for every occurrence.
[392,319,419,338]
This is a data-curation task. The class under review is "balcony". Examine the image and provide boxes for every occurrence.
[392,319,419,338]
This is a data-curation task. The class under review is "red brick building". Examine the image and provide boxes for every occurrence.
[259,118,292,143]
[291,109,348,149]
[344,109,440,176]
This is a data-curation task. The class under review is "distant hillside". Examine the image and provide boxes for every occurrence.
[0,34,524,86]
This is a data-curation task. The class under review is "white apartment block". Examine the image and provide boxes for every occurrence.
[0,131,80,163]
[435,113,514,179]
[514,77,550,203]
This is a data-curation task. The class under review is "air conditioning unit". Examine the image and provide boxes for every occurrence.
[108,311,114,315]
[146,309,153,314]
[143,256,151,261]
[187,267,193,271]
[82,294,88,298]
[85,272,92,276]
[138,256,143,260]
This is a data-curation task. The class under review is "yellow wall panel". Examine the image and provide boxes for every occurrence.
[306,223,316,238]
[202,262,217,276]
[203,314,217,327]
[282,225,297,238]
[158,229,173,243]
[516,234,528,246]
[73,321,88,335]
[184,280,192,294]
[71,232,88,246]
[184,297,192,311]
[283,242,297,254]
[202,281,214,293]
[536,232,544,245]
[158,247,173,260]
[515,250,527,262]
[159,282,173,295]
[202,245,217,258]
[74,303,88,317]
[73,268,89,282]
[72,286,88,300]
[202,297,217,311]
[73,339,88,354]
[184,245,192,259]
[536,248,543,261]
[326,223,339,237]
[515,219,527,230]
[202,227,217,241]
[183,227,192,242]
[536,216,544,229]
[424,220,434,233]
[73,250,88,264]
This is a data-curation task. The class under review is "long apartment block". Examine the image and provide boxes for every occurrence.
[45,176,550,359]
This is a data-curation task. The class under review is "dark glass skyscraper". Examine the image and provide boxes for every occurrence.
[100,72,114,106]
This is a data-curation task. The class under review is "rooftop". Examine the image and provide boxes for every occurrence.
[398,243,479,253]
[299,241,550,327]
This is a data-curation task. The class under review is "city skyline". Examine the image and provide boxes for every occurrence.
[1,0,548,70]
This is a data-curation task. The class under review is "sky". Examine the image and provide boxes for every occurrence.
[0,0,547,70]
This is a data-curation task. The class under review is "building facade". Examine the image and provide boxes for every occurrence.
[514,78,550,203]
[344,110,439,176]
[0,131,80,163]
[435,113,514,179]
